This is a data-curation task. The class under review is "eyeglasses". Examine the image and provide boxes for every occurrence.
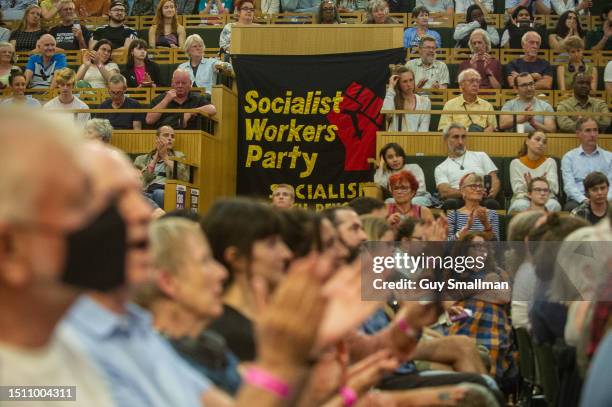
[421,46,436,50]
[110,7,126,12]
[517,81,535,88]
[392,186,412,192]
[464,183,484,190]
[532,187,550,193]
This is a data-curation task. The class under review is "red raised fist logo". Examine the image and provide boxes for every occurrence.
[327,82,384,171]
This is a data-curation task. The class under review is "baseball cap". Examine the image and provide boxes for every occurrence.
[109,1,126,10]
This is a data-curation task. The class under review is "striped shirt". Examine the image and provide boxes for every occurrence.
[447,209,500,241]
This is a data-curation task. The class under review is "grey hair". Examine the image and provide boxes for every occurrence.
[0,41,17,64]
[0,107,83,222]
[521,30,541,45]
[149,217,204,272]
[184,34,205,53]
[108,73,127,87]
[443,123,466,139]
[85,118,114,143]
[458,68,481,83]
[468,28,491,53]
[419,35,437,48]
[367,0,389,13]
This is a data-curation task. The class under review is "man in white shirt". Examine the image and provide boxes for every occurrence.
[0,107,114,406]
[435,123,501,210]
[43,68,91,127]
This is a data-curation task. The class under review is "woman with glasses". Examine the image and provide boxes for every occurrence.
[447,173,500,241]
[508,131,560,213]
[386,170,434,230]
[219,0,255,57]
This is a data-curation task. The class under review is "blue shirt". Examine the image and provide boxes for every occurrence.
[59,296,211,407]
[178,58,228,94]
[504,58,554,82]
[25,54,67,88]
[580,332,612,407]
[403,27,441,49]
[561,145,612,203]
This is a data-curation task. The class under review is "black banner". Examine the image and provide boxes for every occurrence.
[233,49,405,210]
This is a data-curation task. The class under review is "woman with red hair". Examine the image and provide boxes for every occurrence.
[386,170,434,229]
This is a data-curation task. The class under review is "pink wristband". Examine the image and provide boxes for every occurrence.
[340,386,358,407]
[245,367,292,399]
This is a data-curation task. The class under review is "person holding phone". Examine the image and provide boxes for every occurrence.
[75,39,119,88]
[48,0,91,51]
[121,39,161,88]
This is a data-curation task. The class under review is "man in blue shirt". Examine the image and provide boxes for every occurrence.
[561,117,612,211]
[504,31,553,89]
[24,34,67,88]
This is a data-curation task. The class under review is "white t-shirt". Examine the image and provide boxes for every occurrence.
[434,150,497,188]
[43,96,91,127]
[81,62,120,89]
[605,61,612,84]
[0,333,115,407]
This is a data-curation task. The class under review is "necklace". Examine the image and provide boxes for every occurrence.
[450,153,466,170]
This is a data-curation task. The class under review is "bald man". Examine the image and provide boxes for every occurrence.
[146,68,217,130]
[25,34,68,88]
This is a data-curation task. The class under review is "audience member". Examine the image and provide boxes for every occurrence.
[43,68,91,126]
[146,68,216,129]
[415,0,452,13]
[133,125,190,208]
[571,171,610,224]
[403,7,441,49]
[92,0,138,50]
[505,31,553,89]
[454,4,499,48]
[556,35,597,91]
[508,131,560,213]
[525,177,553,212]
[271,183,295,209]
[500,73,556,133]
[438,68,496,132]
[505,0,550,16]
[435,123,500,210]
[548,10,584,50]
[8,4,44,52]
[456,0,492,13]
[136,217,242,396]
[405,36,449,89]
[501,6,548,49]
[605,60,612,94]
[219,0,255,56]
[97,73,144,130]
[198,0,232,14]
[0,42,18,89]
[362,214,394,241]
[321,206,367,262]
[585,4,612,51]
[386,170,434,229]
[178,34,231,94]
[0,0,37,20]
[74,0,110,17]
[557,73,610,132]
[203,198,293,361]
[447,174,500,240]
[0,107,115,407]
[24,34,67,88]
[336,0,368,11]
[383,65,431,132]
[317,0,342,24]
[149,0,186,48]
[561,117,612,210]
[458,29,502,89]
[85,118,113,143]
[550,0,592,15]
[348,196,387,217]
[49,0,91,50]
[374,142,431,206]
[0,11,9,41]
[122,39,161,87]
[0,68,41,107]
[76,39,120,88]
[363,0,398,24]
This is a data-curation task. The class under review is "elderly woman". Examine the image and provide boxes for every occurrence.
[364,0,397,22]
[134,217,242,395]
[85,118,113,143]
[178,34,232,95]
[317,0,343,24]
[383,65,431,132]
[0,69,41,107]
[0,42,19,89]
[556,35,596,91]
[447,173,500,241]
[133,125,189,208]
[403,6,441,49]
[9,5,45,52]
[386,170,434,229]
[75,39,120,88]
[508,131,561,213]
[458,29,502,89]
[219,0,255,57]
[453,4,499,48]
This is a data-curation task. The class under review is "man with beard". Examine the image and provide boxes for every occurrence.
[505,31,553,89]
[557,73,610,133]
[321,206,367,263]
[500,72,556,133]
[435,123,501,210]
[0,108,114,406]
[49,0,91,50]
[91,1,137,50]
[58,142,234,407]
[405,36,449,90]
